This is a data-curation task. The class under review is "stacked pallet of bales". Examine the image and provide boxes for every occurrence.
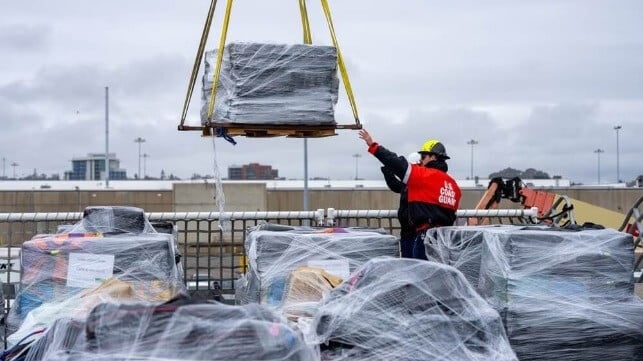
[22,298,315,361]
[6,207,186,348]
[236,224,398,320]
[424,225,643,361]
[201,43,339,126]
[311,257,518,361]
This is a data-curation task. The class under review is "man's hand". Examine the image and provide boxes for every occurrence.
[358,129,374,146]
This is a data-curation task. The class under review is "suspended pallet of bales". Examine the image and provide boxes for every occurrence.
[178,0,361,139]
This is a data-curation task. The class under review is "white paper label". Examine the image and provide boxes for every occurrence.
[307,259,350,280]
[66,253,115,288]
[0,247,21,284]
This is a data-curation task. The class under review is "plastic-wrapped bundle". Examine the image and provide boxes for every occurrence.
[27,298,317,361]
[6,207,185,341]
[423,225,515,288]
[312,257,518,361]
[9,233,181,323]
[425,226,636,298]
[236,224,398,317]
[468,226,642,360]
[201,42,339,125]
[69,206,157,234]
[477,226,635,305]
[503,299,643,361]
[24,318,85,361]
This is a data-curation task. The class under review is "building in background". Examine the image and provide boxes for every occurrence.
[64,153,127,180]
[228,163,279,180]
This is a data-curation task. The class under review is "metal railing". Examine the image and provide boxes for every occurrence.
[0,208,538,305]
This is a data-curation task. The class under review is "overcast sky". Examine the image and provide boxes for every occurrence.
[1,0,642,184]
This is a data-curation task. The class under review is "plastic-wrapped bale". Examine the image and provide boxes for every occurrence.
[477,226,643,361]
[236,224,398,316]
[201,42,339,125]
[148,220,184,282]
[24,318,86,361]
[28,298,317,361]
[503,299,643,361]
[423,225,516,288]
[70,206,157,234]
[7,211,185,338]
[311,257,518,361]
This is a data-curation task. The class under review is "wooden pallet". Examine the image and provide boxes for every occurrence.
[179,122,361,138]
[216,126,337,138]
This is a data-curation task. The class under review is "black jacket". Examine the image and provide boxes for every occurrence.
[381,166,414,240]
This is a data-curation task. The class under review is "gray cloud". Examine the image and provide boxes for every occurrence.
[0,24,51,52]
[1,0,642,185]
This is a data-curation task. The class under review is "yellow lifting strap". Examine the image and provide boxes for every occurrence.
[319,0,360,126]
[206,0,234,121]
[178,0,218,129]
[298,0,313,44]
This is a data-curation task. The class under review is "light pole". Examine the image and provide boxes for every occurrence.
[142,153,150,179]
[614,125,621,183]
[105,86,110,188]
[303,139,309,213]
[466,139,478,180]
[352,153,361,180]
[134,137,146,179]
[11,162,18,179]
[1,157,5,179]
[594,148,604,184]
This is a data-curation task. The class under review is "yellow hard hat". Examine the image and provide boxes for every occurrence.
[419,139,450,159]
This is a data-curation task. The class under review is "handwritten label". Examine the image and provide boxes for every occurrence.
[66,253,115,288]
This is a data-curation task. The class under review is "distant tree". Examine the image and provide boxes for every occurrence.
[23,171,52,180]
[489,167,551,179]
[191,174,214,180]
[488,167,522,179]
[523,168,550,179]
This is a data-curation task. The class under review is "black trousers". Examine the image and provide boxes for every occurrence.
[412,229,429,260]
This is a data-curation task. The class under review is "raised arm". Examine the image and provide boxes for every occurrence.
[359,129,409,180]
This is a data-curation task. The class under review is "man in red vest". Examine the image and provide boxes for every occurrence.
[359,129,462,260]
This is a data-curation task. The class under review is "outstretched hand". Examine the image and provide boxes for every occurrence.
[358,129,374,146]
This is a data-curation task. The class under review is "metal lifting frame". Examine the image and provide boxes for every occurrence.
[178,0,362,134]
